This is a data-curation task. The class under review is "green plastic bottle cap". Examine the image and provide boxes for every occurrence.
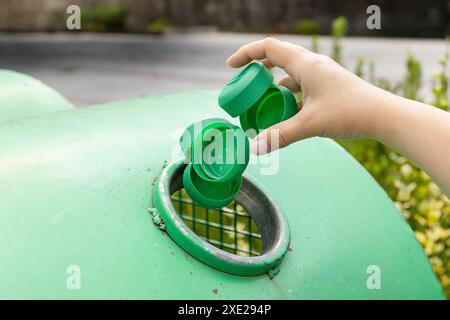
[218,62,273,117]
[181,118,249,183]
[183,164,242,209]
[240,84,298,136]
[255,85,298,129]
[180,118,225,158]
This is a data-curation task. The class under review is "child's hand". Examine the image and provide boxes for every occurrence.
[226,37,382,154]
[227,37,450,195]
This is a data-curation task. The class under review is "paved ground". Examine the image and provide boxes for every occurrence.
[0,31,447,106]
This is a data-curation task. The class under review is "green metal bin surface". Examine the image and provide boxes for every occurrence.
[0,72,444,299]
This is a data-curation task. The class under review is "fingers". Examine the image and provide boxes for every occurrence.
[259,58,275,69]
[278,76,301,93]
[250,112,311,155]
[227,37,314,155]
[226,37,310,80]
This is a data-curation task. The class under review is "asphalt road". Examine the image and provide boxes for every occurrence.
[0,31,447,106]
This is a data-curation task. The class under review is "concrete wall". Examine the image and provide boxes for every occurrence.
[124,0,448,37]
[0,0,448,37]
[0,0,118,31]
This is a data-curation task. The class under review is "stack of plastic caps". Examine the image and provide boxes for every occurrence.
[218,62,298,137]
[180,118,249,209]
[181,62,297,208]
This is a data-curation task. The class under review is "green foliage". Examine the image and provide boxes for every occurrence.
[311,34,319,53]
[331,16,348,65]
[296,19,319,35]
[354,58,365,78]
[368,60,376,84]
[431,41,449,110]
[295,19,319,52]
[146,19,173,35]
[81,4,125,32]
[403,54,422,100]
[331,16,348,38]
[322,27,450,298]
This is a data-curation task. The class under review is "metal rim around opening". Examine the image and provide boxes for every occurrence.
[151,159,291,276]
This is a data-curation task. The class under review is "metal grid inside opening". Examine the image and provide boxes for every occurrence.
[171,189,262,257]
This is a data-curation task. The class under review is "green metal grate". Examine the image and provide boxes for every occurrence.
[171,189,262,257]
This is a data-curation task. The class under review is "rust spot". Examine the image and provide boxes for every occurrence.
[288,247,293,252]
[212,289,219,295]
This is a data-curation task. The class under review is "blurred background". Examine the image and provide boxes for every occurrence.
[0,0,449,297]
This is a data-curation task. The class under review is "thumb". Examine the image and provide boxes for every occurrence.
[250,111,310,155]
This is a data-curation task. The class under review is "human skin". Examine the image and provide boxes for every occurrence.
[226,37,450,196]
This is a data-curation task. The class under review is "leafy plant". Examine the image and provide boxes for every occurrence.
[146,19,173,35]
[311,34,319,53]
[81,4,125,32]
[295,19,320,52]
[403,53,422,100]
[323,27,450,298]
[331,16,348,65]
[431,40,449,110]
[296,19,319,35]
[354,58,365,78]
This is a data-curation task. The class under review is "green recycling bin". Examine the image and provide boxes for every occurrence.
[0,70,444,299]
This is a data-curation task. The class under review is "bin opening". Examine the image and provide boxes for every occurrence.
[171,189,262,257]
[152,160,290,276]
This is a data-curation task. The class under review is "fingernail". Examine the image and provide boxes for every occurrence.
[250,138,268,155]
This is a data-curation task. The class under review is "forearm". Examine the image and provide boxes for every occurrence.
[366,86,450,195]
